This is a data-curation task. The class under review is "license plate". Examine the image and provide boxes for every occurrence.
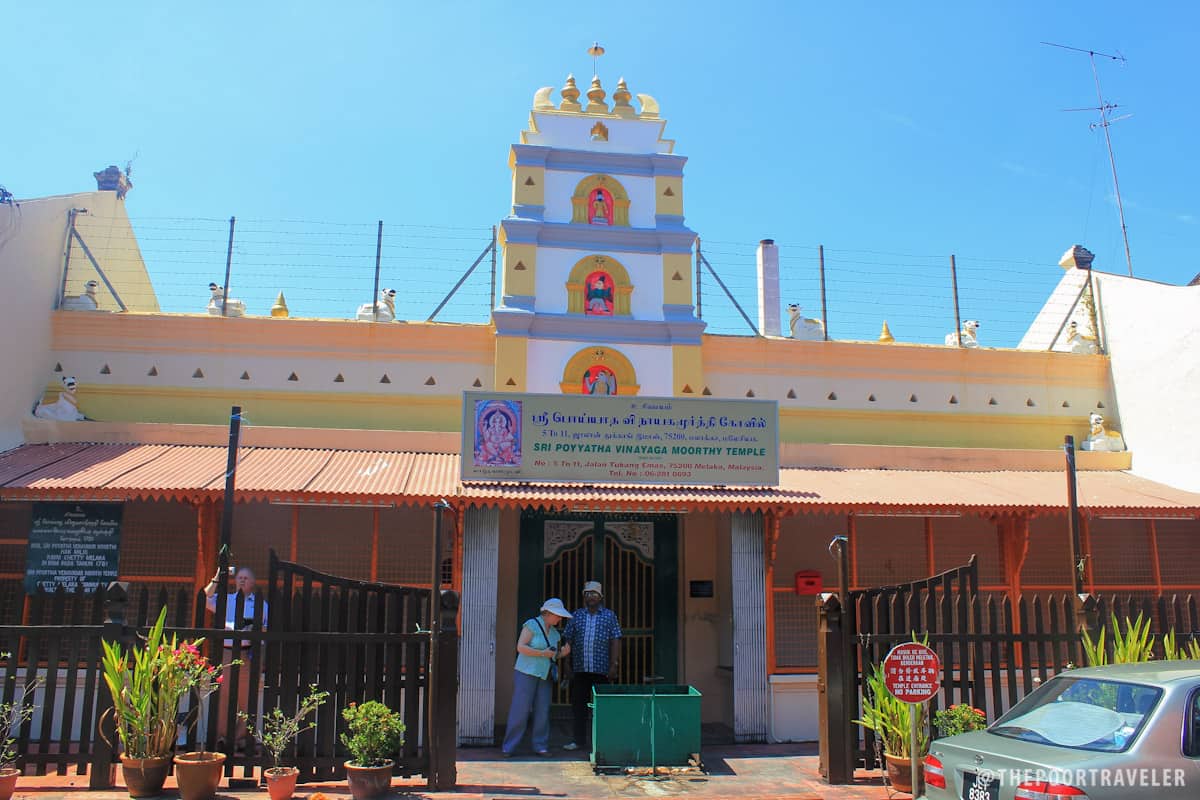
[960,770,999,800]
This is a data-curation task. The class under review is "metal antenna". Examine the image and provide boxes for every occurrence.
[588,41,605,77]
[1043,41,1134,277]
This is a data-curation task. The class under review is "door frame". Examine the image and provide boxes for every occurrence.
[517,509,679,683]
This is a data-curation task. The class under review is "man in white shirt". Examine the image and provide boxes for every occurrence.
[204,566,268,751]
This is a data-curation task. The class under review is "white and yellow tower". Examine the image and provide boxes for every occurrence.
[493,69,703,396]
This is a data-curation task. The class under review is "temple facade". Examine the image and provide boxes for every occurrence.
[1,72,1198,745]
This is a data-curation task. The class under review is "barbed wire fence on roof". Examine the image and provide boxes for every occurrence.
[63,214,1081,349]
[66,214,498,324]
[697,240,1077,348]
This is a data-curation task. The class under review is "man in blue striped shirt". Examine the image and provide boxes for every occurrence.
[560,580,622,751]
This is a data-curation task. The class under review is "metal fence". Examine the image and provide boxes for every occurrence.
[60,213,1086,349]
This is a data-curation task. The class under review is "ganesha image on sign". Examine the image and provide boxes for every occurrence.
[473,400,522,467]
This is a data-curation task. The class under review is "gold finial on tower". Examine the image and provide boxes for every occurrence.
[271,291,290,318]
[878,320,894,343]
[559,74,582,111]
[612,77,635,118]
[586,75,609,113]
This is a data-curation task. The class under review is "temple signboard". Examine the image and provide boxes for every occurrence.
[461,391,779,486]
[24,502,123,593]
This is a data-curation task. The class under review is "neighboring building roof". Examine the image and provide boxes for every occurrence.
[1,443,1197,516]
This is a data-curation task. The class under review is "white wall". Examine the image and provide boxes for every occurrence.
[525,339,675,396]
[533,247,664,318]
[1095,273,1200,492]
[542,169,657,228]
[0,194,81,451]
[524,111,671,154]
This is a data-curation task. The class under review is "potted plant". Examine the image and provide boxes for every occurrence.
[100,607,238,799]
[100,607,191,797]
[172,641,239,800]
[933,703,987,739]
[241,686,328,800]
[855,662,929,794]
[0,661,39,800]
[340,701,404,800]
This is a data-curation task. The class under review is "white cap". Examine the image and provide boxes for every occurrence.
[540,598,570,618]
[583,581,603,596]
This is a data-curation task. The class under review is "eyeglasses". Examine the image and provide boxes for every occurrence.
[583,591,601,597]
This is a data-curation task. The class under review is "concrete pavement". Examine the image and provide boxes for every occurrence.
[11,744,893,800]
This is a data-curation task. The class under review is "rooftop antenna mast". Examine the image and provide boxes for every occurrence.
[1043,41,1134,277]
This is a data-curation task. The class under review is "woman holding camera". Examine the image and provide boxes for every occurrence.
[501,598,571,757]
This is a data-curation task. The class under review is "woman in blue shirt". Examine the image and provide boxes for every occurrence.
[501,598,572,756]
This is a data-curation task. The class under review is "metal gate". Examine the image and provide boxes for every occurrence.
[519,512,677,702]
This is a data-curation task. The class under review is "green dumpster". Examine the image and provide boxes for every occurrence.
[590,684,702,768]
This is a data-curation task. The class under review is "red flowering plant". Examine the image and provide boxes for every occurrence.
[932,703,987,738]
[168,639,239,754]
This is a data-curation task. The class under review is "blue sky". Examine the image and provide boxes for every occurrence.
[5,2,1197,343]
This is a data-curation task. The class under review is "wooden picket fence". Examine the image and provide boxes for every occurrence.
[816,555,1200,784]
[0,552,458,790]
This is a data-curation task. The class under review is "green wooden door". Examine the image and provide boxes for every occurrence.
[518,512,677,702]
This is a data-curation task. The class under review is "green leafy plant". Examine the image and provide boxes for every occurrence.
[340,701,405,767]
[1163,630,1200,661]
[0,654,40,771]
[99,607,237,759]
[1081,613,1155,666]
[933,703,986,738]
[241,686,328,771]
[100,607,185,758]
[855,661,929,758]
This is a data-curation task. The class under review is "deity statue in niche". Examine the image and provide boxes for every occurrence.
[585,270,614,315]
[582,365,617,396]
[590,188,612,225]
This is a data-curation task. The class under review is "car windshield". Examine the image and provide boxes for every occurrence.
[990,675,1161,753]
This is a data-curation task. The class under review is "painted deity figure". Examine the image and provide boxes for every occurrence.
[584,368,615,396]
[590,190,610,225]
[479,410,518,464]
[587,274,614,315]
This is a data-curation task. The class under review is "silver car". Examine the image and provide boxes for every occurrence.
[920,661,1200,799]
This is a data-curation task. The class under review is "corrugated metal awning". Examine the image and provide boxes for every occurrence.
[0,443,1197,516]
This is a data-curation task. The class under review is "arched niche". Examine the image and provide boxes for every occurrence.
[571,174,631,226]
[559,346,640,395]
[566,255,633,316]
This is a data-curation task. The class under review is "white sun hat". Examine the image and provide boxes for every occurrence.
[540,598,570,618]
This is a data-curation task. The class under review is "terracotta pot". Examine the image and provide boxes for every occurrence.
[344,760,393,800]
[0,767,19,800]
[883,752,922,795]
[173,751,227,800]
[121,755,172,798]
[264,766,299,800]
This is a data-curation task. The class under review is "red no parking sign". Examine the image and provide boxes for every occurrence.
[882,642,940,703]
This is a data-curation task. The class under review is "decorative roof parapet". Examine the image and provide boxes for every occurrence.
[612,77,635,118]
[585,75,609,113]
[559,74,582,112]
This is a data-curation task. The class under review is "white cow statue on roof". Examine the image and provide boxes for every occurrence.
[33,376,86,421]
[787,305,824,341]
[945,319,980,348]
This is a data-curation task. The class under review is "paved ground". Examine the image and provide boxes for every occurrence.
[12,745,894,800]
